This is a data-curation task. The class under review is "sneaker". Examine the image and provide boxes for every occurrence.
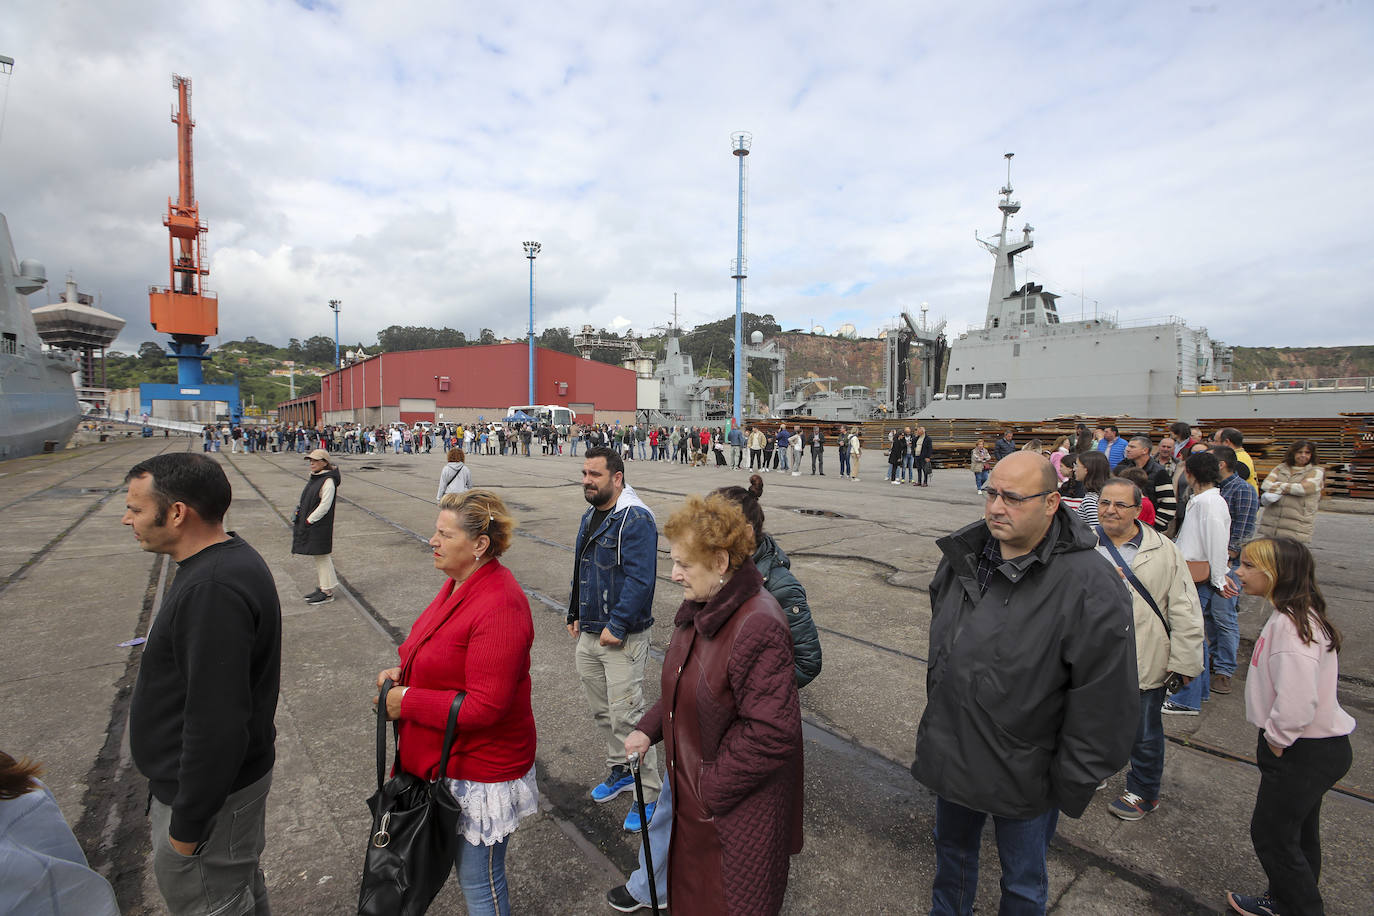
[1211,673,1233,694]
[306,591,334,605]
[623,800,656,832]
[590,765,633,803]
[1227,890,1282,915]
[792,471,800,477]
[1109,791,1159,820]
[303,588,326,602]
[1161,701,1199,716]
[891,479,901,485]
[606,884,650,912]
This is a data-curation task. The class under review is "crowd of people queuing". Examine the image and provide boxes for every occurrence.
[3,408,1354,916]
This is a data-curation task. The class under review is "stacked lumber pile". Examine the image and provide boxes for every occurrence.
[843,414,1371,498]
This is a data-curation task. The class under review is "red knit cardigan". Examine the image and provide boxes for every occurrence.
[396,560,537,782]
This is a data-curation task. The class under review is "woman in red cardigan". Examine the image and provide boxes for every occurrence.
[374,489,536,916]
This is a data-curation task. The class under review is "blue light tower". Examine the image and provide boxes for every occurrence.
[730,132,751,428]
[328,298,341,368]
[523,241,540,405]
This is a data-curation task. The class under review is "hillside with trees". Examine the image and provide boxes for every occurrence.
[101,318,1370,412]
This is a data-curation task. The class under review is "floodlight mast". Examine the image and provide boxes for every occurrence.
[730,132,751,428]
[524,241,541,405]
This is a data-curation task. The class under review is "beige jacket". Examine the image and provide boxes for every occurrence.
[1258,464,1323,542]
[1102,524,1205,689]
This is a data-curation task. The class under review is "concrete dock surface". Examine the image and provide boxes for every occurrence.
[3,437,1371,915]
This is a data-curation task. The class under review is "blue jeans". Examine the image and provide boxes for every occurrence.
[1127,687,1167,801]
[1209,560,1241,677]
[626,775,672,905]
[839,449,851,476]
[571,437,580,455]
[931,796,1058,916]
[456,836,510,916]
[974,470,989,490]
[1169,573,1238,709]
[902,453,915,482]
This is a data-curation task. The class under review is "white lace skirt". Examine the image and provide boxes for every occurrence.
[444,765,539,847]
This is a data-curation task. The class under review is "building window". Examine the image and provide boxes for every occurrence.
[944,384,962,400]
[987,382,1007,399]
[1,333,15,355]
[965,383,984,400]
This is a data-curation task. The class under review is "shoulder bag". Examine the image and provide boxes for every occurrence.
[357,680,466,916]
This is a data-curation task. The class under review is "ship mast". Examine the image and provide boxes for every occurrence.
[976,153,1034,328]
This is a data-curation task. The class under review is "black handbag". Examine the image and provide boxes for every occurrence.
[357,679,466,916]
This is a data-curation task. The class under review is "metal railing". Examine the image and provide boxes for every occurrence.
[1179,377,1373,395]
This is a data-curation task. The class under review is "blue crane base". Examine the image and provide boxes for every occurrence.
[140,381,243,425]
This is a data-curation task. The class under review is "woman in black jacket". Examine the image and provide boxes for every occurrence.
[293,449,341,605]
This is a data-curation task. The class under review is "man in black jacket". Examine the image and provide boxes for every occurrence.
[1115,436,1177,532]
[912,452,1137,915]
[123,453,281,915]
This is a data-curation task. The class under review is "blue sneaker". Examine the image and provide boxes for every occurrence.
[623,800,655,832]
[1227,891,1281,915]
[590,765,633,803]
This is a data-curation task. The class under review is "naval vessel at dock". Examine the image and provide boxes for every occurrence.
[919,158,1372,422]
[0,213,81,459]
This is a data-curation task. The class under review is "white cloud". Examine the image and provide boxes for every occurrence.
[1,0,1369,357]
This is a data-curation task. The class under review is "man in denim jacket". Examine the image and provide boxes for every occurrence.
[567,446,662,832]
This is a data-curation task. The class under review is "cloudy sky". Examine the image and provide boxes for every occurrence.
[2,0,1369,356]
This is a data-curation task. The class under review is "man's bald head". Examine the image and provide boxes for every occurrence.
[995,450,1058,492]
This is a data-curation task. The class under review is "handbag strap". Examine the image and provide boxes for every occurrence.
[376,678,394,792]
[374,679,467,789]
[1097,528,1169,635]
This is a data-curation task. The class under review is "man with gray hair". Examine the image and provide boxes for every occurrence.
[1093,477,1204,820]
[1115,436,1177,532]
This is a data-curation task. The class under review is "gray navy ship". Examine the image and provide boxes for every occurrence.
[0,213,81,459]
[920,157,1372,422]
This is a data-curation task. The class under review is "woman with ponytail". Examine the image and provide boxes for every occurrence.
[1225,537,1356,916]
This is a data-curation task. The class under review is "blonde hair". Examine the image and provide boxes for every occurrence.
[438,489,514,558]
[664,493,755,570]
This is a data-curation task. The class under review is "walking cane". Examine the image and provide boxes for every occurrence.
[626,752,661,915]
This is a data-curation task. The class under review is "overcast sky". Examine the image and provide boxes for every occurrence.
[2,1,1369,356]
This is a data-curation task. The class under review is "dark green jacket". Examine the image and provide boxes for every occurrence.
[754,533,822,688]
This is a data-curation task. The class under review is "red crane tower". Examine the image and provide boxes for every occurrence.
[148,74,217,370]
[141,75,239,421]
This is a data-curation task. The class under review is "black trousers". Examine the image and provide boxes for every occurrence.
[1251,731,1351,916]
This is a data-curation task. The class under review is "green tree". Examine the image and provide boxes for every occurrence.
[538,326,576,354]
[302,335,337,365]
[139,341,167,362]
[479,328,498,345]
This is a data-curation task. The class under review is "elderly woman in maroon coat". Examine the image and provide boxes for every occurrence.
[626,493,804,916]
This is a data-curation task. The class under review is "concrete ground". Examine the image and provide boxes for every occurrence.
[3,437,1371,915]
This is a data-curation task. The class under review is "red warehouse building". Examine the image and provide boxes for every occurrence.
[308,343,638,427]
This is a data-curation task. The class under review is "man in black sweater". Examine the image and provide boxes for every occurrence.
[123,453,281,915]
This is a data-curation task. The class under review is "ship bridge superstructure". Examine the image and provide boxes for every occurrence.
[976,153,1061,334]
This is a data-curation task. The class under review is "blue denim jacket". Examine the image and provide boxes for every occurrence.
[568,484,658,640]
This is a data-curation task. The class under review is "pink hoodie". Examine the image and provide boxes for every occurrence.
[1245,609,1356,748]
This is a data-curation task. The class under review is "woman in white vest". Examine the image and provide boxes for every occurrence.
[1257,439,1323,543]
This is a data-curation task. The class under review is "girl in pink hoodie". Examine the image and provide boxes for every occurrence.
[1226,537,1355,916]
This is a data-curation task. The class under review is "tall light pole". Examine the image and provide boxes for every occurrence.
[327,298,341,368]
[523,241,540,405]
[730,132,752,428]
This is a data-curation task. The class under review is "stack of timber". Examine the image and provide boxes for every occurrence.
[844,414,1370,498]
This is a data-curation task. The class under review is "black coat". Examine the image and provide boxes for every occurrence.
[292,467,340,556]
[912,509,1138,819]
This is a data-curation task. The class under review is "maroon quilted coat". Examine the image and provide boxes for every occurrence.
[637,561,804,916]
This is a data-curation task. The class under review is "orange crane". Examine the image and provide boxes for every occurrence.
[141,74,239,421]
[148,74,217,369]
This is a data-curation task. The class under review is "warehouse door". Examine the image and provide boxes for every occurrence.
[399,398,436,425]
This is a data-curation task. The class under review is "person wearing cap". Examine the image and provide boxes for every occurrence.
[293,449,342,605]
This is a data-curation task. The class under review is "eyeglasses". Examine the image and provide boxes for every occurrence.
[983,487,1055,506]
[1099,499,1141,511]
